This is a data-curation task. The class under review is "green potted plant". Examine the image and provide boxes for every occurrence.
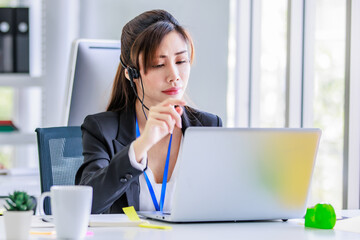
[2,191,36,240]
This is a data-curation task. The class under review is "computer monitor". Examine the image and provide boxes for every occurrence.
[64,39,120,126]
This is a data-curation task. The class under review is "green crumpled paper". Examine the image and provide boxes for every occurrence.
[305,203,336,229]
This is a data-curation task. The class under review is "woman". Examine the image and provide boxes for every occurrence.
[75,9,222,214]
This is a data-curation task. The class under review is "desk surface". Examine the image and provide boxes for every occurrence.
[0,211,360,240]
[0,174,359,239]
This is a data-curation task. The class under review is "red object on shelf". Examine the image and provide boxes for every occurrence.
[0,120,18,131]
[0,121,13,125]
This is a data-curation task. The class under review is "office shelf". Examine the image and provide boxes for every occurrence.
[0,132,37,145]
[0,1,43,182]
[0,75,42,87]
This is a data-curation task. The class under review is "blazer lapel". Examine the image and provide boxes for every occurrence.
[181,106,203,134]
[112,106,137,153]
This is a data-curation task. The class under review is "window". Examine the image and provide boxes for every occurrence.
[310,0,346,209]
[257,0,287,127]
[230,0,351,209]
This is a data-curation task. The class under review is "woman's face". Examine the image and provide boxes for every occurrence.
[136,31,191,107]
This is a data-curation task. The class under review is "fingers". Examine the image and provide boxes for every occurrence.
[175,105,183,115]
[162,98,186,108]
[148,98,186,129]
[137,98,186,152]
[149,112,176,134]
[150,105,182,129]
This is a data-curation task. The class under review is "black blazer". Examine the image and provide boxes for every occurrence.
[75,106,222,214]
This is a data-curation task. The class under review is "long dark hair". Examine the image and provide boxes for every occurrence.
[107,9,195,112]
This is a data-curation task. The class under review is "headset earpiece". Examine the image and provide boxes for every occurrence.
[128,67,140,80]
[120,58,140,88]
[127,67,139,89]
[119,56,149,112]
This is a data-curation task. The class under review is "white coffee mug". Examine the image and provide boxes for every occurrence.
[39,185,93,239]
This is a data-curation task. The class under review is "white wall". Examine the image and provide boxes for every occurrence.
[43,0,229,126]
[42,0,80,126]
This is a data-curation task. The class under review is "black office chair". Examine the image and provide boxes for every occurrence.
[35,127,83,214]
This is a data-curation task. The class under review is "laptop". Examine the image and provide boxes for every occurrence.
[139,127,321,222]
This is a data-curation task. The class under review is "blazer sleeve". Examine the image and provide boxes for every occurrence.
[75,115,143,214]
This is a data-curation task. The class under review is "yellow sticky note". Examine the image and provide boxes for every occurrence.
[30,231,55,235]
[122,206,141,221]
[122,206,172,230]
[139,223,172,230]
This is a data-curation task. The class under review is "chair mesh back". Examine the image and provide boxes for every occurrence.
[36,126,83,215]
[49,137,83,186]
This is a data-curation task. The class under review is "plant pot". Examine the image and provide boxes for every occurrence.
[3,210,33,240]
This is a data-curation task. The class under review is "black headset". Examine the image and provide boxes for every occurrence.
[119,58,140,88]
[120,57,149,114]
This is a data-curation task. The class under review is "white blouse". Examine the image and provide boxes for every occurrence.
[128,141,180,212]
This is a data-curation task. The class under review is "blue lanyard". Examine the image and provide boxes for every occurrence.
[136,117,172,212]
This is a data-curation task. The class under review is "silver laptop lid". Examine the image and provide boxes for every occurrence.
[170,127,321,222]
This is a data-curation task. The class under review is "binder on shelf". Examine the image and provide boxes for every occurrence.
[0,8,15,73]
[0,120,18,132]
[14,7,29,73]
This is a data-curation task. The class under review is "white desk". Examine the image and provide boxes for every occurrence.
[1,211,360,240]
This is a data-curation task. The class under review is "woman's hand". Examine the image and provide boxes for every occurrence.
[133,98,186,162]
